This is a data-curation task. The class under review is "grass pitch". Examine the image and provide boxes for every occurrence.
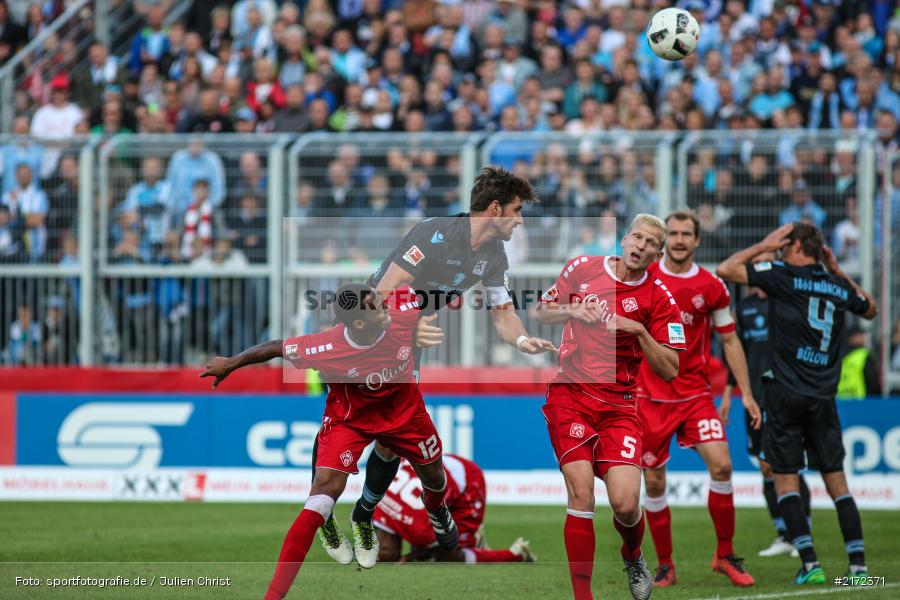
[1,502,899,599]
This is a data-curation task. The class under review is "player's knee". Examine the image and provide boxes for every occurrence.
[611,496,641,523]
[710,459,732,481]
[417,465,446,492]
[644,473,666,497]
[759,461,773,478]
[378,546,401,563]
[311,470,347,499]
[567,485,595,512]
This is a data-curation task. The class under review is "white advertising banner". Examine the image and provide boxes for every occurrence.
[1,468,899,510]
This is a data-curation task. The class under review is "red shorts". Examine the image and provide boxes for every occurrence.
[316,404,442,474]
[639,397,727,469]
[543,383,643,478]
[373,468,485,549]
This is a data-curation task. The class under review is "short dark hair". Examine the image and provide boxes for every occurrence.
[788,222,825,261]
[333,283,376,327]
[666,210,700,238]
[469,166,538,212]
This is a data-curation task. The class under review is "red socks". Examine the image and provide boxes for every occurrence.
[264,495,333,600]
[644,494,673,566]
[564,510,595,600]
[613,512,645,561]
[462,548,523,563]
[708,480,736,558]
[422,480,448,514]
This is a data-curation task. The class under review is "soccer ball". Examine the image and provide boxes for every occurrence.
[646,8,700,61]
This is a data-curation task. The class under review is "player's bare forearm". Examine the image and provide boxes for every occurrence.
[494,304,558,354]
[375,262,416,295]
[717,243,766,285]
[490,302,528,343]
[201,339,283,388]
[829,263,878,320]
[721,331,753,405]
[637,329,679,381]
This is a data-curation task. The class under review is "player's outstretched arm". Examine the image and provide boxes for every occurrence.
[490,302,558,354]
[607,315,679,380]
[200,339,283,389]
[534,300,603,325]
[717,223,794,284]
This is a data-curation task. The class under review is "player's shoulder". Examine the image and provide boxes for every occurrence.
[284,327,343,361]
[387,286,422,313]
[648,274,678,307]
[561,255,599,278]
[697,264,731,294]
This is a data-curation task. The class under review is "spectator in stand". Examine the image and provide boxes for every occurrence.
[178,89,235,133]
[490,0,527,46]
[91,100,133,136]
[330,28,366,84]
[0,1,24,52]
[227,192,267,264]
[46,154,79,256]
[123,157,172,258]
[779,178,826,229]
[238,5,276,62]
[832,196,861,278]
[128,5,170,74]
[181,178,214,259]
[0,203,20,262]
[1,116,47,194]
[4,304,41,365]
[166,139,226,215]
[231,0,277,41]
[74,42,124,114]
[246,58,285,114]
[30,75,83,140]
[277,25,308,90]
[42,295,73,365]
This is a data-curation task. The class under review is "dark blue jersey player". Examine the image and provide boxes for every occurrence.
[718,222,877,586]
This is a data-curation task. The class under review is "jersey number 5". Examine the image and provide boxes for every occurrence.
[621,436,637,459]
[808,298,835,352]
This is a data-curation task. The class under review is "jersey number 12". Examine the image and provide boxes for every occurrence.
[807,298,835,352]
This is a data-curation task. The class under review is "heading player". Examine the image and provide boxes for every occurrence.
[374,454,536,565]
[535,214,686,600]
[722,252,811,558]
[201,284,458,599]
[318,166,557,565]
[718,222,877,585]
[636,211,761,588]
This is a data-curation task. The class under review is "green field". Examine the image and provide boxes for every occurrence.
[1,502,899,599]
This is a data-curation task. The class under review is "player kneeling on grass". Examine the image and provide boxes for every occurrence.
[371,454,536,564]
[718,223,878,586]
[535,214,686,600]
[201,284,459,600]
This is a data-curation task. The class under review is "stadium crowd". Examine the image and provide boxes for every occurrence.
[0,0,899,372]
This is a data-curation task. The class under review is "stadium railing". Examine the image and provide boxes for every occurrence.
[0,130,893,394]
[883,149,899,393]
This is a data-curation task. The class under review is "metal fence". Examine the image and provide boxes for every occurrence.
[0,131,895,393]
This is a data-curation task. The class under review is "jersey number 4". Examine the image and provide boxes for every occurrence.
[807,298,835,352]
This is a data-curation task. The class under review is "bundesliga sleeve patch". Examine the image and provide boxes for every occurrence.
[402,245,425,266]
[284,344,299,359]
[667,323,686,345]
[541,285,559,303]
[753,261,772,272]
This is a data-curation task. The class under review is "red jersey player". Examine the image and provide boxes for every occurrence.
[535,214,686,600]
[201,284,459,600]
[374,454,536,564]
[636,211,761,589]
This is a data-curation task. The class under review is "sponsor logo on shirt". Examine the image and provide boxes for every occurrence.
[667,323,686,345]
[340,450,353,467]
[579,283,590,291]
[473,260,487,276]
[621,297,639,313]
[403,245,425,266]
[569,423,585,439]
[692,294,706,310]
[445,259,462,265]
[431,231,444,244]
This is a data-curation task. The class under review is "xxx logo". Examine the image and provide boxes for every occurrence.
[569,423,585,439]
[340,450,353,467]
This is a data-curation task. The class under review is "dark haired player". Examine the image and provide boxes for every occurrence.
[374,454,536,565]
[718,223,878,585]
[202,284,457,599]
[721,252,811,559]
[317,166,557,566]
